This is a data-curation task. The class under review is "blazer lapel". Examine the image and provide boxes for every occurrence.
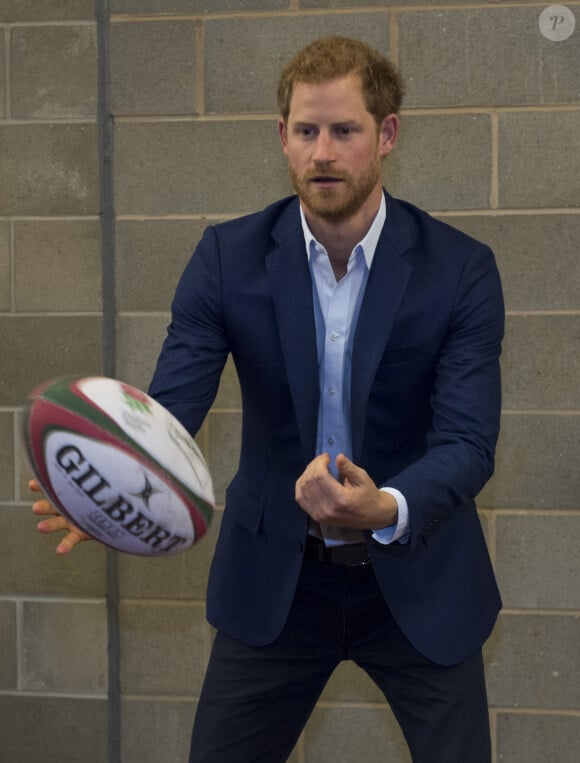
[351,194,415,461]
[266,201,320,463]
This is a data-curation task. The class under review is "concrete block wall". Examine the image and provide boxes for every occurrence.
[1,2,109,762]
[1,1,578,761]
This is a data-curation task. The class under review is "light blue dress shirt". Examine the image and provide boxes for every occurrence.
[300,196,410,547]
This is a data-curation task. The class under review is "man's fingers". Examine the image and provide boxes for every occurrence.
[29,478,43,494]
[36,515,69,534]
[36,515,90,555]
[29,476,91,555]
[30,478,60,517]
[32,499,60,518]
[296,456,344,520]
[305,453,331,475]
[55,532,83,556]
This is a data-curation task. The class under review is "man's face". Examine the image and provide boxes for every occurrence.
[278,74,398,225]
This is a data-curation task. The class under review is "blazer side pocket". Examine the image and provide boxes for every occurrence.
[225,475,265,535]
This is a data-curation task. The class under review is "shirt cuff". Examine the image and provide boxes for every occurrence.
[371,488,410,545]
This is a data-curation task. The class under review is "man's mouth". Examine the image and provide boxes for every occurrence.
[309,175,343,185]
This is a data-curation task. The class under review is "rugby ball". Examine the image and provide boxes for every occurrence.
[23,376,214,556]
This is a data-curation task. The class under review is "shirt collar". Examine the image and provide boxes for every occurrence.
[299,192,386,270]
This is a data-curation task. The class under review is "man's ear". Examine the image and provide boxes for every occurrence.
[278,118,289,153]
[379,113,399,158]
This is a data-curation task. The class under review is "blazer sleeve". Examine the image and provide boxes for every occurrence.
[148,226,229,437]
[384,243,505,549]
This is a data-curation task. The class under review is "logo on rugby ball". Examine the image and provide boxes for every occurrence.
[24,376,215,557]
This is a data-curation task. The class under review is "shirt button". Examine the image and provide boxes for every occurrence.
[330,331,341,341]
[328,387,336,396]
[328,437,334,445]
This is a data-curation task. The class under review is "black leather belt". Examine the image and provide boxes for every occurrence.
[304,535,370,566]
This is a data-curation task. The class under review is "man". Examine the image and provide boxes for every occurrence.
[34,36,504,762]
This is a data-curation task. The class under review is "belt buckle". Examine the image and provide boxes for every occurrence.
[329,543,370,567]
[304,536,371,566]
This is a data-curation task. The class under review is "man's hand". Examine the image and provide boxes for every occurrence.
[30,479,92,555]
[295,453,398,531]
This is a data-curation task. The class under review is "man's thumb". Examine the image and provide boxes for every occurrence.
[336,454,360,484]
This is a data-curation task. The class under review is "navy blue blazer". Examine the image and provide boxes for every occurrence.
[149,191,504,666]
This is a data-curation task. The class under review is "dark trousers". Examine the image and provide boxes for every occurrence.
[189,558,491,762]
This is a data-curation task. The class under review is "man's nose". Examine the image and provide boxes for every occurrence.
[312,131,335,163]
